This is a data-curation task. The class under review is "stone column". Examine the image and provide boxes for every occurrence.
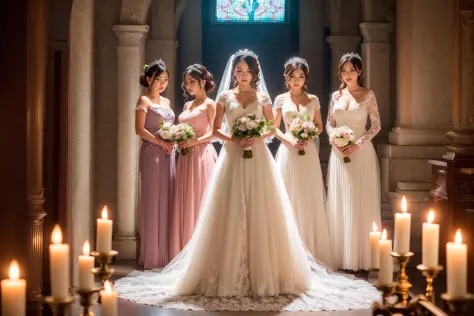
[389,0,452,145]
[26,0,47,313]
[360,22,393,137]
[325,36,361,91]
[148,0,178,106]
[446,7,474,156]
[113,25,149,259]
[70,0,94,285]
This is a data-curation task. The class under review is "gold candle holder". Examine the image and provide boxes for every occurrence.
[91,250,118,285]
[75,288,102,316]
[416,264,443,304]
[441,293,474,316]
[372,281,397,315]
[391,251,414,307]
[44,295,74,316]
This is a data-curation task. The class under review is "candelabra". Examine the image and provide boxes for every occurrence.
[372,252,474,316]
[91,250,118,285]
[44,295,74,316]
[75,287,102,316]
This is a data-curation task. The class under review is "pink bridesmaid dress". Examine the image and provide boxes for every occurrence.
[170,107,217,259]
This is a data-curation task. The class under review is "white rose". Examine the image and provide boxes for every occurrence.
[335,138,348,147]
[300,133,308,139]
[246,121,258,130]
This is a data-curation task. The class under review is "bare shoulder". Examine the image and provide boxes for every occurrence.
[161,97,171,105]
[183,101,192,110]
[137,95,152,107]
[205,98,216,109]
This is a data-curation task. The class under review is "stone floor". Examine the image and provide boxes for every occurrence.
[61,260,448,316]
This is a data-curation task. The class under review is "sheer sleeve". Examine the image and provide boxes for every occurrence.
[273,95,284,109]
[326,93,336,137]
[312,96,321,111]
[356,90,381,146]
[216,91,228,106]
[134,104,148,113]
[261,93,272,107]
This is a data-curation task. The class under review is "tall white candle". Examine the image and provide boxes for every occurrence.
[97,206,113,253]
[49,225,70,299]
[100,281,118,316]
[369,222,381,269]
[79,241,95,289]
[378,229,393,285]
[447,229,467,298]
[1,260,26,316]
[422,210,439,267]
[394,196,411,253]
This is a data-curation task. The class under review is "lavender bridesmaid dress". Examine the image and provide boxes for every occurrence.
[170,107,217,259]
[138,105,176,269]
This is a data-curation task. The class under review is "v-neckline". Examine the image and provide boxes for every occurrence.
[342,89,369,112]
[288,98,314,113]
[232,90,258,110]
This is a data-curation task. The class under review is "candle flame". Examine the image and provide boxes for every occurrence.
[455,229,463,244]
[401,196,407,213]
[104,280,113,292]
[82,240,90,256]
[382,229,387,240]
[9,260,20,281]
[52,225,63,244]
[372,222,378,232]
[101,206,108,220]
[427,210,435,224]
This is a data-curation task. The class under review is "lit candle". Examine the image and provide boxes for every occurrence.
[422,210,439,267]
[97,206,113,253]
[394,196,411,253]
[447,229,467,297]
[1,260,26,316]
[378,229,393,285]
[49,225,70,299]
[79,241,95,289]
[369,222,381,269]
[100,281,118,316]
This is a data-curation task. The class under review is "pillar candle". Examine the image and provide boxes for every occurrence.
[100,281,118,316]
[447,229,467,297]
[49,225,70,299]
[369,222,381,269]
[394,196,411,253]
[79,240,95,289]
[97,206,113,253]
[422,210,439,267]
[378,229,393,285]
[1,260,26,316]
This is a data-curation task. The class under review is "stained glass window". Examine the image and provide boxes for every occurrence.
[215,0,286,23]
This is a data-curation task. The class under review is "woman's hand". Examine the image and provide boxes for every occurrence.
[234,137,259,148]
[341,143,359,157]
[287,140,308,150]
[159,140,175,155]
[178,138,198,151]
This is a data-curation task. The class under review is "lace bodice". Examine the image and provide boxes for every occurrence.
[217,90,272,128]
[326,90,381,145]
[135,104,175,135]
[274,95,320,131]
[178,107,211,137]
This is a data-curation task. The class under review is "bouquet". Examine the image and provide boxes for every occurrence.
[231,114,274,159]
[330,126,355,163]
[169,123,196,155]
[157,122,196,155]
[288,115,319,156]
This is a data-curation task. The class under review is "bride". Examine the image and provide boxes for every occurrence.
[114,49,379,311]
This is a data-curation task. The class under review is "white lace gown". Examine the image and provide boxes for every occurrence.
[326,90,382,271]
[274,95,333,268]
[114,91,380,311]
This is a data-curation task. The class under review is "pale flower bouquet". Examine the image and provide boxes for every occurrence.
[169,123,196,155]
[231,114,274,159]
[288,115,319,156]
[157,121,196,155]
[330,126,355,163]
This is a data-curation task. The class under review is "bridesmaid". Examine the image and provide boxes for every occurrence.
[135,59,176,269]
[273,57,332,268]
[326,53,381,272]
[170,64,218,259]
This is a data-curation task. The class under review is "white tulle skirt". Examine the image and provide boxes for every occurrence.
[114,141,380,311]
[275,136,333,268]
[326,140,382,271]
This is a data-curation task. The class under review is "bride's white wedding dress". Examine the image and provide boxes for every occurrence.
[114,90,380,311]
